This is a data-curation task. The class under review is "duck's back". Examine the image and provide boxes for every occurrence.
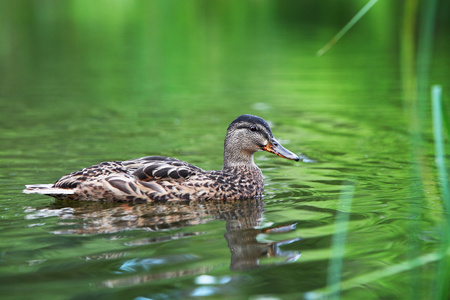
[26,156,264,202]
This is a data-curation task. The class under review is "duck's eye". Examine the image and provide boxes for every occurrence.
[249,126,258,132]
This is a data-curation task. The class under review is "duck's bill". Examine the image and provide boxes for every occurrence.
[262,138,299,162]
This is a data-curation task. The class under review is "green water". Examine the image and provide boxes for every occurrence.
[1,1,449,299]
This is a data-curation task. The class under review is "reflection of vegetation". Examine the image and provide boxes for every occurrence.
[0,0,399,116]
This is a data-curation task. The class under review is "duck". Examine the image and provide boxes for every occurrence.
[23,114,299,202]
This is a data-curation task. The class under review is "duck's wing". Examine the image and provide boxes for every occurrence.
[123,156,204,182]
[55,161,128,188]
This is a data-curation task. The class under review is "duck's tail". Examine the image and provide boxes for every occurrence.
[23,184,75,195]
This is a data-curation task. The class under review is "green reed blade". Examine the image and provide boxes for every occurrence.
[409,0,439,297]
[317,0,378,56]
[432,85,449,207]
[432,85,450,300]
[308,245,450,300]
[326,182,355,300]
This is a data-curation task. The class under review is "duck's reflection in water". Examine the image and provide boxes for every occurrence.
[26,198,300,287]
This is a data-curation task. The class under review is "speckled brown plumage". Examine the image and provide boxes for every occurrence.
[24,114,299,202]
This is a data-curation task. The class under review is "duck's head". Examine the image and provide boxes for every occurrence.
[223,114,299,169]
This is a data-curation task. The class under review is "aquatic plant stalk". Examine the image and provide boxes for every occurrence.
[417,0,439,108]
[432,85,449,207]
[317,0,378,56]
[400,3,421,296]
[309,245,450,299]
[326,182,354,300]
[405,0,439,297]
[432,85,450,300]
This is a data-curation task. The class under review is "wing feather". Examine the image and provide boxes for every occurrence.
[54,161,127,188]
[124,156,203,182]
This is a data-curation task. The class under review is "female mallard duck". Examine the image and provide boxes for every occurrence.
[23,114,299,202]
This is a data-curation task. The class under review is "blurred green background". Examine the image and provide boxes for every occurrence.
[3,0,448,166]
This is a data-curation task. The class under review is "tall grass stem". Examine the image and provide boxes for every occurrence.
[409,0,439,297]
[326,182,355,300]
[316,0,378,56]
[432,86,449,208]
[432,85,450,300]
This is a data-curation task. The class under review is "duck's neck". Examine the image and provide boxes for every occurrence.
[222,143,258,170]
